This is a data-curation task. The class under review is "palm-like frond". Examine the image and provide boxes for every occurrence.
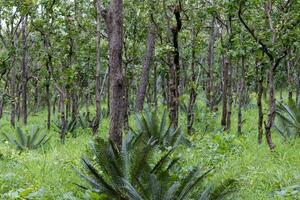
[275,99,300,138]
[3,126,50,151]
[76,113,237,200]
[133,109,190,149]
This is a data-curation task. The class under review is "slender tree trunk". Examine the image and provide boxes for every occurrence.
[153,62,157,109]
[16,84,21,121]
[71,92,78,124]
[169,5,182,128]
[226,59,232,130]
[10,41,17,127]
[265,65,276,150]
[257,62,264,144]
[221,56,228,128]
[43,35,52,129]
[59,87,66,144]
[92,0,102,134]
[136,23,156,112]
[21,16,28,124]
[207,16,216,111]
[34,79,39,112]
[53,93,57,115]
[287,57,293,101]
[187,29,197,134]
[237,56,245,135]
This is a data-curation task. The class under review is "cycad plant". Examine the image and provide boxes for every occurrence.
[76,131,236,199]
[132,109,190,149]
[3,126,50,151]
[78,112,93,129]
[275,99,300,139]
[52,118,77,134]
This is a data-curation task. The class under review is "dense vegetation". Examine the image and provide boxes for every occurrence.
[0,0,300,199]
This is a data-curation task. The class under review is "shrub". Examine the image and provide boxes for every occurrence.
[132,109,190,149]
[275,99,300,139]
[3,127,50,151]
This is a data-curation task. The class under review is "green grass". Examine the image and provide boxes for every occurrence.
[1,99,300,199]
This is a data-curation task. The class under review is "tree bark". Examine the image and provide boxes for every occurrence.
[257,62,264,144]
[237,56,245,135]
[92,0,102,134]
[207,16,216,112]
[107,0,125,147]
[221,56,228,128]
[43,35,52,130]
[265,65,276,149]
[10,40,17,127]
[169,5,182,128]
[287,56,293,101]
[21,16,28,124]
[59,86,66,144]
[136,23,156,112]
[187,29,198,134]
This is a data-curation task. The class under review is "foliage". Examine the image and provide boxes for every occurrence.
[275,99,300,139]
[76,131,235,200]
[2,126,50,151]
[52,118,77,135]
[132,109,190,149]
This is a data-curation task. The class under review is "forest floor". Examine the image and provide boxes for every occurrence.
[1,96,300,199]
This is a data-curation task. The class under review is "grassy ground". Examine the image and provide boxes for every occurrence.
[1,98,300,199]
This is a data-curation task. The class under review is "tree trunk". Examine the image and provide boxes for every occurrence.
[59,87,66,144]
[153,62,157,109]
[265,65,276,150]
[257,62,264,144]
[10,41,17,127]
[226,59,232,130]
[169,5,182,128]
[107,0,125,147]
[221,56,228,128]
[207,16,216,112]
[287,57,293,101]
[187,29,197,134]
[237,56,245,135]
[43,35,52,129]
[21,16,28,124]
[136,23,156,112]
[92,0,102,134]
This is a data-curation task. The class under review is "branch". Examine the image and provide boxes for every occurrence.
[273,50,288,72]
[238,2,274,61]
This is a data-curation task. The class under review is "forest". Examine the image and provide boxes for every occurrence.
[0,0,300,199]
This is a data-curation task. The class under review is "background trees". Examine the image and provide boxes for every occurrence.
[0,0,299,147]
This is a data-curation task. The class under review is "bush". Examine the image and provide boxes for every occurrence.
[3,126,50,151]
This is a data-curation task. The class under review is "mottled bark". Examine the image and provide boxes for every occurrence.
[21,16,28,124]
[207,16,217,112]
[136,23,156,112]
[169,5,182,128]
[265,66,276,149]
[187,29,198,134]
[106,0,125,147]
[92,0,102,134]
